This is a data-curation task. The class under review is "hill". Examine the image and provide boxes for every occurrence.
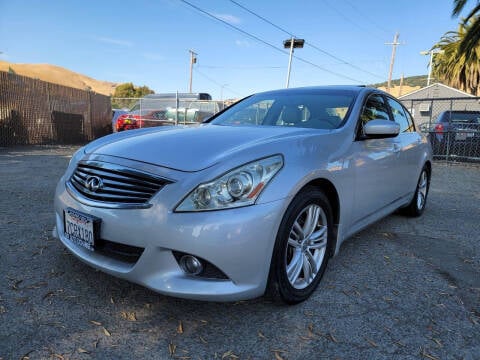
[0,60,117,95]
[372,75,449,97]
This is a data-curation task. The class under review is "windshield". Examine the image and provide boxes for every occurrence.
[211,90,356,129]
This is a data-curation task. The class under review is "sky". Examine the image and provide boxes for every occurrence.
[0,0,467,100]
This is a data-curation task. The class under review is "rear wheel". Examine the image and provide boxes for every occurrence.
[401,166,430,217]
[267,187,333,304]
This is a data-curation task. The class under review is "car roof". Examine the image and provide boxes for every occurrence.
[254,85,383,97]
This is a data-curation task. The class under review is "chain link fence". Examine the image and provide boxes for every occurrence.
[0,71,112,146]
[111,97,226,132]
[401,97,480,162]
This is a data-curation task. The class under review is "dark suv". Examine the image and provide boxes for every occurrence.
[432,110,480,157]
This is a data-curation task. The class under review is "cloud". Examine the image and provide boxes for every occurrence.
[235,40,251,48]
[94,36,133,47]
[142,52,164,61]
[213,13,241,24]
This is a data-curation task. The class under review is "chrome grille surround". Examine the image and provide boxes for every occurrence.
[66,161,170,209]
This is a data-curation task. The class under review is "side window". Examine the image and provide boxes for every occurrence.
[360,94,390,126]
[387,98,414,132]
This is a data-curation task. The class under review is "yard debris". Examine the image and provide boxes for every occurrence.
[168,342,177,356]
[273,352,285,360]
[327,333,338,343]
[90,320,102,326]
[78,348,89,354]
[420,347,439,360]
[177,321,184,334]
[102,327,111,337]
[120,311,137,321]
[258,331,267,339]
[221,350,239,359]
[199,336,208,344]
[365,337,378,347]
[10,279,23,290]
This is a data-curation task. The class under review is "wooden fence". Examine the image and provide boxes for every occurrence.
[0,71,112,146]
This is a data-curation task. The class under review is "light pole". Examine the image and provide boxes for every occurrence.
[283,37,304,88]
[420,49,444,86]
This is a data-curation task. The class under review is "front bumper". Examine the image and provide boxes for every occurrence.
[53,178,287,301]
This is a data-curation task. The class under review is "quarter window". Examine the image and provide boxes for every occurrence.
[387,98,414,132]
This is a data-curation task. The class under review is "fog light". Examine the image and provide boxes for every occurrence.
[179,255,203,275]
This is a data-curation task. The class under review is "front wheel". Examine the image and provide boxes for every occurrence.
[401,166,430,217]
[267,187,333,304]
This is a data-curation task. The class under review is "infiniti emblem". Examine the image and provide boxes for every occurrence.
[85,176,103,192]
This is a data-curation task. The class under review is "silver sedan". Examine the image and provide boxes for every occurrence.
[53,86,432,303]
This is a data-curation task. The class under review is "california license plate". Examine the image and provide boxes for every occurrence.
[64,208,100,251]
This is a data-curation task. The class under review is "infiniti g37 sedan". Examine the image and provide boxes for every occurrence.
[53,86,432,304]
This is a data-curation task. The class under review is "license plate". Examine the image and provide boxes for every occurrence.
[64,208,100,251]
[455,133,467,140]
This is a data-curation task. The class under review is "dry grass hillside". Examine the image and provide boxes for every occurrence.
[377,85,421,97]
[0,60,117,95]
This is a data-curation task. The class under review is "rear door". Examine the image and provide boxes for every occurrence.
[385,96,422,195]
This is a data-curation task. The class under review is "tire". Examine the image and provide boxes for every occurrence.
[267,187,333,304]
[401,166,430,217]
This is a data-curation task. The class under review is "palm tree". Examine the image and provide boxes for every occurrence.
[452,0,480,53]
[432,17,480,95]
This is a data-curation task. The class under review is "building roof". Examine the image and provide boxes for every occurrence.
[399,83,474,99]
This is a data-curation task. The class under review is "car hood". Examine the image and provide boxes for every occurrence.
[85,125,324,172]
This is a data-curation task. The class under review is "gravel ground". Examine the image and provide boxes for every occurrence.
[0,146,479,360]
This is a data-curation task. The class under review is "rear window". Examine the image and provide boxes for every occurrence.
[447,112,480,124]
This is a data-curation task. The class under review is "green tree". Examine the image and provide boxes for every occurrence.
[432,17,480,95]
[112,83,154,109]
[452,0,480,54]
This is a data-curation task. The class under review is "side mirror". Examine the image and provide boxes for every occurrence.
[363,119,400,138]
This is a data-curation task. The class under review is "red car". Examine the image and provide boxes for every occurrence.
[115,110,168,132]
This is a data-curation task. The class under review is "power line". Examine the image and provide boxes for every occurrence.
[228,0,384,80]
[322,0,386,42]
[198,65,284,69]
[194,68,243,97]
[228,0,295,37]
[343,0,391,35]
[179,0,365,83]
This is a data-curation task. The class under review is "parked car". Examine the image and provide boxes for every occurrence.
[53,86,432,303]
[431,110,480,157]
[111,109,128,132]
[115,110,169,132]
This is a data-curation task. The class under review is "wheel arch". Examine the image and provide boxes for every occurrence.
[299,178,340,257]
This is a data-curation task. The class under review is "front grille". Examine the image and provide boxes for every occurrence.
[68,161,169,208]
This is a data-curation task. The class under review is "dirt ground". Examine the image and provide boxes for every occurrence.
[0,146,479,360]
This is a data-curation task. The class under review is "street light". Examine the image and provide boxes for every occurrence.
[283,37,304,88]
[420,49,444,86]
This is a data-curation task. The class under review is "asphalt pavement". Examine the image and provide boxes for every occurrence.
[0,146,479,360]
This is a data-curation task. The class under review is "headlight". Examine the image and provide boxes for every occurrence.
[175,155,283,212]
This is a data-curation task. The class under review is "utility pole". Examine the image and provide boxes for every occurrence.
[399,73,404,97]
[189,50,197,93]
[385,32,401,92]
